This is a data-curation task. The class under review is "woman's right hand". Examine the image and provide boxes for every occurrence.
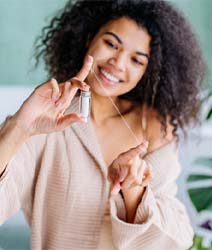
[13,55,93,137]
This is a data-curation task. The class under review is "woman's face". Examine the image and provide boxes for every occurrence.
[86,17,151,98]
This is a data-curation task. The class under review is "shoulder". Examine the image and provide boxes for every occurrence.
[143,106,176,154]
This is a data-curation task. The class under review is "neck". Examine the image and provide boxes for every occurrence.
[90,93,119,125]
[90,93,135,125]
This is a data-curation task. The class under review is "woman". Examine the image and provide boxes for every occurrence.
[0,0,206,249]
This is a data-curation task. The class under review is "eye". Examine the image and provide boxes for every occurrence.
[104,40,118,49]
[132,57,144,66]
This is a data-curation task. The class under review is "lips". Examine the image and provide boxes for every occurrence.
[97,66,123,86]
[100,68,119,82]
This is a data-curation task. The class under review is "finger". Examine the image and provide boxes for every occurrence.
[123,160,146,189]
[142,165,153,187]
[108,163,120,184]
[118,143,148,165]
[121,175,134,189]
[75,55,93,81]
[50,78,60,102]
[142,175,151,187]
[119,166,129,182]
[121,163,138,189]
[138,140,149,159]
[108,153,141,188]
[136,161,147,185]
[34,78,61,100]
[56,78,90,108]
[56,112,86,131]
[55,81,71,107]
[108,161,128,184]
[110,182,121,196]
[70,77,90,91]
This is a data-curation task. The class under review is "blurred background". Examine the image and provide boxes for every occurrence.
[0,0,212,249]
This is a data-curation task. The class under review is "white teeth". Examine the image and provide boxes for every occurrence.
[100,69,119,83]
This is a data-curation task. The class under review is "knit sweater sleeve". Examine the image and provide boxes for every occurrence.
[109,142,194,250]
[0,135,45,225]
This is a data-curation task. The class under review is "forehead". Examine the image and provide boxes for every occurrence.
[97,17,151,54]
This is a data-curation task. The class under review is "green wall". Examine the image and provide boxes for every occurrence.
[171,0,212,87]
[0,0,211,86]
[0,0,67,86]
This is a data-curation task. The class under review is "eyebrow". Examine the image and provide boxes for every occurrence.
[104,31,149,60]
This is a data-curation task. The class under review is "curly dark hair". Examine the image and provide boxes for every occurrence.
[35,0,206,137]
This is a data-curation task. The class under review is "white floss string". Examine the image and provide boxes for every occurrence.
[60,67,141,239]
[60,67,143,239]
[90,67,141,145]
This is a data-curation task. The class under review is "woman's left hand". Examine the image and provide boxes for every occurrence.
[108,141,152,195]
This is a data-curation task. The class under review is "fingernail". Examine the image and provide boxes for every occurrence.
[51,78,57,83]
[87,55,93,64]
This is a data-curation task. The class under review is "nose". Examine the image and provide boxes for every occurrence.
[108,51,127,72]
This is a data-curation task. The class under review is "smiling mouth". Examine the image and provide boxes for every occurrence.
[98,66,123,85]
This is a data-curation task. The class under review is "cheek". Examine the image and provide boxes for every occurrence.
[87,42,114,64]
[87,42,106,59]
[130,67,146,85]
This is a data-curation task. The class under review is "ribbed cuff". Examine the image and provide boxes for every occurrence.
[109,187,157,249]
[133,185,158,224]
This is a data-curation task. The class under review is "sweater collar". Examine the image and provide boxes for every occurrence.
[67,97,107,179]
[66,96,178,181]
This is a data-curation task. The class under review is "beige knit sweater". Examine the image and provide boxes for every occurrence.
[0,98,194,250]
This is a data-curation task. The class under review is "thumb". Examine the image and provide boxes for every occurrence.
[120,141,149,164]
[75,55,93,81]
[138,140,149,159]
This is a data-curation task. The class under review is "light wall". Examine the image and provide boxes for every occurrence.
[0,0,212,249]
